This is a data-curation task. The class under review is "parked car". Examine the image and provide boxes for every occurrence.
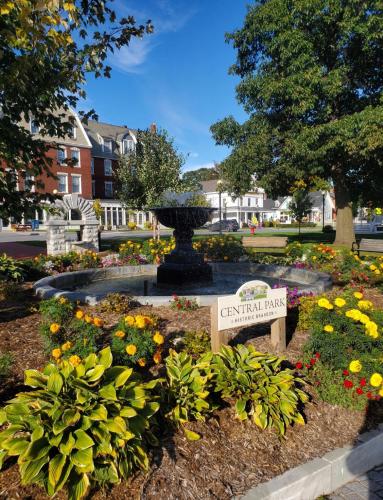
[210,219,239,232]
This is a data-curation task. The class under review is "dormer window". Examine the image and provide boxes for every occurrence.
[30,119,40,134]
[98,135,104,150]
[122,139,135,154]
[69,126,77,139]
[104,139,112,153]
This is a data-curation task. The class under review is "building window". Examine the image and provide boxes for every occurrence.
[104,159,112,176]
[57,148,66,165]
[69,126,77,139]
[104,181,113,198]
[247,198,251,207]
[92,180,96,197]
[91,158,94,175]
[122,139,135,154]
[71,149,80,167]
[25,173,34,192]
[104,139,113,153]
[57,174,68,193]
[30,120,40,134]
[71,175,81,194]
[98,135,104,151]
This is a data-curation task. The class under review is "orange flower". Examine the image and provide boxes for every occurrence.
[61,341,72,352]
[50,323,60,334]
[138,358,146,367]
[84,314,93,324]
[75,310,84,319]
[126,344,137,355]
[115,330,125,339]
[69,355,81,367]
[153,351,162,364]
[93,317,103,327]
[52,348,62,359]
[153,331,164,345]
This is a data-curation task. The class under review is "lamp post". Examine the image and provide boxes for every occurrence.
[321,190,326,231]
[217,179,223,235]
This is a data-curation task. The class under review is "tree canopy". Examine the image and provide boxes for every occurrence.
[115,128,184,209]
[289,189,313,235]
[211,0,383,246]
[0,0,152,223]
[181,165,220,191]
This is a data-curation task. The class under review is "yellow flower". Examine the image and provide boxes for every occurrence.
[345,309,362,321]
[153,331,164,345]
[358,300,373,311]
[93,317,104,327]
[115,330,125,339]
[375,269,381,275]
[61,341,72,352]
[349,360,362,373]
[84,314,93,324]
[52,348,62,359]
[334,298,346,308]
[126,344,137,355]
[370,264,377,271]
[312,256,317,261]
[318,298,330,308]
[379,388,383,397]
[75,310,84,319]
[323,324,334,333]
[59,297,67,304]
[50,323,60,334]
[135,315,147,329]
[365,321,379,338]
[69,355,81,367]
[370,373,383,387]
[124,315,135,326]
[359,313,370,325]
[137,358,146,367]
[153,351,162,364]
[354,291,363,299]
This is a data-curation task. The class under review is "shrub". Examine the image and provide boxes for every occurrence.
[170,294,199,311]
[297,295,318,330]
[163,350,217,439]
[143,221,153,230]
[193,235,244,262]
[39,299,101,361]
[0,254,25,282]
[304,289,383,405]
[286,241,304,260]
[181,330,211,356]
[0,280,24,301]
[98,293,138,314]
[111,314,162,368]
[141,238,175,263]
[77,250,101,269]
[210,345,308,436]
[0,348,159,499]
[0,353,12,379]
[128,221,137,230]
[323,224,335,233]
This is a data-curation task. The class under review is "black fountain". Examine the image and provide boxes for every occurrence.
[150,206,216,286]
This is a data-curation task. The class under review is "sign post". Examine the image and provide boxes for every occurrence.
[210,280,287,352]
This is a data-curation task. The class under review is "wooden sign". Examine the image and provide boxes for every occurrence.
[210,280,287,352]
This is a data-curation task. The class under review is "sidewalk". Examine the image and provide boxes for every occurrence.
[0,242,46,259]
[329,465,383,499]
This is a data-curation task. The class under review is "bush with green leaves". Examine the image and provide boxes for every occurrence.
[210,345,308,436]
[39,298,101,361]
[0,348,159,500]
[0,253,25,282]
[193,235,244,262]
[181,330,211,357]
[0,353,13,379]
[163,350,217,440]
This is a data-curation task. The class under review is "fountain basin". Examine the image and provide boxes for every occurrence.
[33,263,332,306]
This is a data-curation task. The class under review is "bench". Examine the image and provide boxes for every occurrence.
[352,238,383,256]
[242,236,288,250]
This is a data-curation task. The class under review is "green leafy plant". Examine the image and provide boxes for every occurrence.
[181,330,211,357]
[98,293,138,314]
[164,350,216,439]
[0,280,24,301]
[0,353,13,379]
[193,235,244,262]
[211,345,308,436]
[0,254,25,282]
[0,348,159,499]
[170,294,199,311]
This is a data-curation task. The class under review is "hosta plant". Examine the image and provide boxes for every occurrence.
[211,345,308,436]
[164,349,217,439]
[0,347,159,499]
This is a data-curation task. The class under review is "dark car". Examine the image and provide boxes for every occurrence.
[210,219,239,232]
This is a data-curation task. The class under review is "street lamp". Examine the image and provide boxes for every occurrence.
[321,190,326,231]
[217,179,223,235]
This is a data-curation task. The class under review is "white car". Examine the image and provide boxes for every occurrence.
[370,215,383,232]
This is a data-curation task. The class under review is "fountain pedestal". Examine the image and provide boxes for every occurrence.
[151,207,215,286]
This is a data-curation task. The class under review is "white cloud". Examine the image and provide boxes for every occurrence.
[111,38,154,74]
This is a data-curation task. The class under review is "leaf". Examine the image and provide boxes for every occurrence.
[5,438,29,456]
[88,405,108,421]
[70,447,93,469]
[20,455,49,484]
[85,365,105,383]
[235,399,247,415]
[119,407,137,418]
[22,437,51,461]
[48,453,66,489]
[74,429,94,450]
[183,428,201,440]
[115,368,133,388]
[98,347,113,369]
[47,372,63,395]
[59,433,76,455]
[24,370,47,388]
[67,471,90,500]
[99,384,117,401]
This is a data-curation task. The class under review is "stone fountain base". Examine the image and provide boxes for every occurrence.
[157,252,212,285]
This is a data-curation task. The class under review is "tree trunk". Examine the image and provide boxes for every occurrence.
[298,220,301,237]
[333,171,355,248]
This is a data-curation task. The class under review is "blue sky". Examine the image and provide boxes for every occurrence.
[83,0,249,172]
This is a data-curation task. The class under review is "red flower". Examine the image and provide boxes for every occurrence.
[367,392,373,399]
[343,369,349,376]
[310,358,316,365]
[356,388,364,395]
[343,380,353,389]
[176,303,182,309]
[295,362,303,369]
[305,363,311,369]
[360,378,366,387]
[375,395,381,401]
[315,352,321,359]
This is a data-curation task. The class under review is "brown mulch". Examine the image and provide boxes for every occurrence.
[0,290,382,499]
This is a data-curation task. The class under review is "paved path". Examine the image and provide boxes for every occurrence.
[329,465,383,499]
[0,242,46,259]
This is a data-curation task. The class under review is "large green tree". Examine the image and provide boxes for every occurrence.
[115,128,183,209]
[211,0,383,247]
[0,0,152,223]
[181,164,220,191]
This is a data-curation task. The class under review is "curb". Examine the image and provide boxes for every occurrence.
[241,425,383,500]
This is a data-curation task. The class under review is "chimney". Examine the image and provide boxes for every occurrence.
[150,122,157,134]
